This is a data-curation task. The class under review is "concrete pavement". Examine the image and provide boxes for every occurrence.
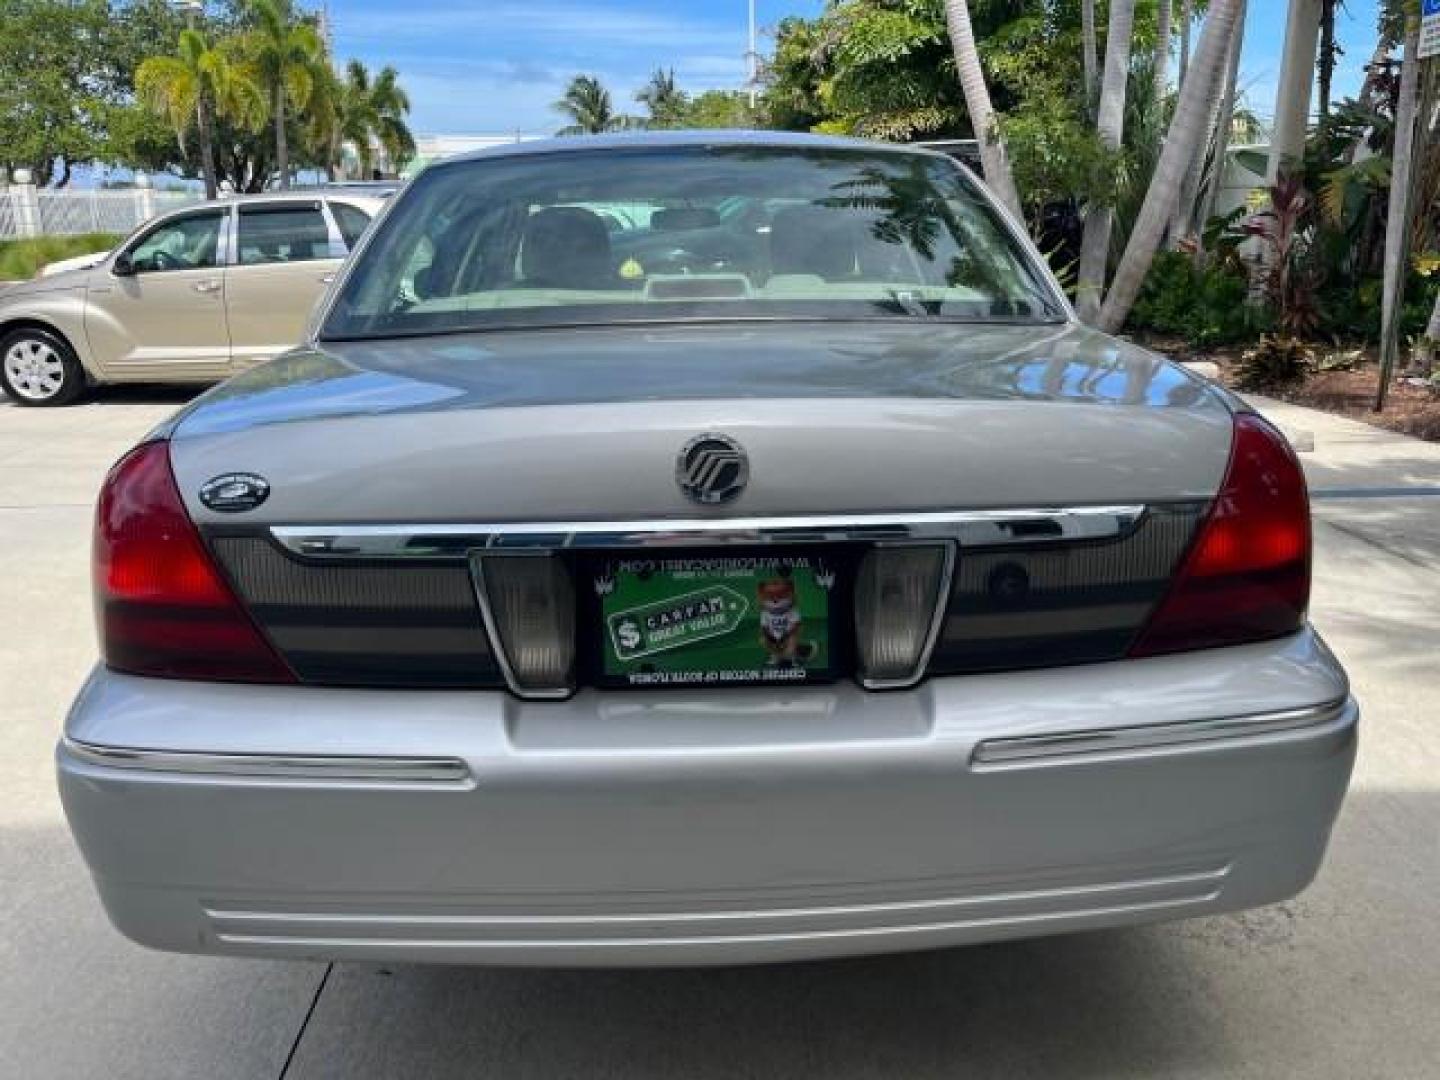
[2,387,1437,1078]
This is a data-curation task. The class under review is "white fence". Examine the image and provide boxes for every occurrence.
[0,188,202,241]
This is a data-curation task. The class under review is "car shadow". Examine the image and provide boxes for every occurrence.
[82,383,209,407]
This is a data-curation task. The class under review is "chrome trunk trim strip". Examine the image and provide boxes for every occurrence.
[60,737,471,783]
[970,699,1352,768]
[270,506,1147,560]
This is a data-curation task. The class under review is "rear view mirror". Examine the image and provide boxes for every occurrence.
[111,253,135,277]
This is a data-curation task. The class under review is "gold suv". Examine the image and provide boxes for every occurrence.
[0,193,384,405]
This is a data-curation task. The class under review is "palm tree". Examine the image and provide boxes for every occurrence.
[332,60,415,178]
[1153,0,1172,110]
[1097,0,1245,333]
[942,0,1023,219]
[1318,0,1344,122]
[1178,0,1193,88]
[1195,0,1248,268]
[1081,0,1098,115]
[1076,0,1137,323]
[136,29,264,199]
[243,0,324,189]
[1376,11,1422,409]
[555,74,627,135]
[1171,1,1244,244]
[636,67,688,128]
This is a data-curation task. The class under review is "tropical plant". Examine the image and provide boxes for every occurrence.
[1081,0,1098,111]
[943,0,1023,218]
[240,0,325,189]
[1130,249,1259,346]
[1244,175,1323,337]
[554,74,637,135]
[1191,0,1246,263]
[326,60,414,178]
[636,67,688,128]
[1097,0,1243,333]
[1234,335,1315,390]
[1076,0,1137,322]
[1378,9,1422,407]
[1152,0,1171,110]
[136,28,264,198]
[1318,0,1346,122]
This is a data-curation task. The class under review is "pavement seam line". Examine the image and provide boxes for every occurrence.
[278,961,333,1079]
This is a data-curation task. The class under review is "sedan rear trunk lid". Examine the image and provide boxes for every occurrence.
[168,321,1234,525]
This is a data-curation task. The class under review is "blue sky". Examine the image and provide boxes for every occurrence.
[329,0,1383,138]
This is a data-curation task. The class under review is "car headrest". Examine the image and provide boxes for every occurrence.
[521,207,613,288]
[652,207,721,231]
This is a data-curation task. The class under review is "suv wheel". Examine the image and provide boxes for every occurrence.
[0,327,85,406]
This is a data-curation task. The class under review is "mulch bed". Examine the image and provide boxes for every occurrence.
[1133,335,1440,443]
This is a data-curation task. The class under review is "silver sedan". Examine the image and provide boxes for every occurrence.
[58,132,1355,967]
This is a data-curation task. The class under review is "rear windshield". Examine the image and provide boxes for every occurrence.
[320,145,1064,340]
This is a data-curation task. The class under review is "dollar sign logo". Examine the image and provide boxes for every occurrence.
[617,619,642,651]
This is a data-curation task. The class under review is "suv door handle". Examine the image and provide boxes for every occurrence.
[192,279,222,295]
[318,273,335,285]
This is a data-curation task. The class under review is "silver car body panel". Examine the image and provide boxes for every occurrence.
[59,629,1355,965]
[167,322,1233,525]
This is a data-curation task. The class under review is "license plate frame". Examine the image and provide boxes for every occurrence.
[577,547,856,690]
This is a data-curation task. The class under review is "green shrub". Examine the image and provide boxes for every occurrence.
[1318,273,1435,343]
[1128,250,1265,347]
[0,233,120,282]
[1234,335,1315,390]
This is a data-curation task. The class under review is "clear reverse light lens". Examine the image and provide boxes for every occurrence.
[474,554,575,697]
[855,544,951,687]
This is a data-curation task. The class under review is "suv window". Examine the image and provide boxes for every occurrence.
[126,211,225,273]
[237,204,332,266]
[330,202,373,250]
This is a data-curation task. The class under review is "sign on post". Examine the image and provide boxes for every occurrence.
[1421,0,1440,61]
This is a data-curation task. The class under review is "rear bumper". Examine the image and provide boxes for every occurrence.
[58,629,1356,967]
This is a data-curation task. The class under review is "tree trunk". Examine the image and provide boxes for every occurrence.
[1076,0,1137,323]
[1267,0,1323,182]
[1154,0,1172,111]
[195,97,218,200]
[1195,0,1248,269]
[1415,289,1440,376]
[1097,0,1245,334]
[1081,0,1098,117]
[274,83,290,190]
[1178,0,1192,88]
[1172,0,1245,246]
[1318,0,1336,122]
[944,0,1025,220]
[1376,15,1423,410]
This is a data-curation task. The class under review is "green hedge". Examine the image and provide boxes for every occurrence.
[0,233,120,282]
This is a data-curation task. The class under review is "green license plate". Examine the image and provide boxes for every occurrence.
[594,554,838,688]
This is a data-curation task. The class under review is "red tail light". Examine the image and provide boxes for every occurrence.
[94,440,294,683]
[1130,412,1310,658]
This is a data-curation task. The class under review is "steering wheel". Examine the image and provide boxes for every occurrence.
[148,249,184,272]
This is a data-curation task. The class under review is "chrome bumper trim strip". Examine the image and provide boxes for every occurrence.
[60,737,471,783]
[971,699,1351,768]
[269,505,1147,559]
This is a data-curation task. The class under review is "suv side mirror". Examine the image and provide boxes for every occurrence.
[111,253,135,277]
